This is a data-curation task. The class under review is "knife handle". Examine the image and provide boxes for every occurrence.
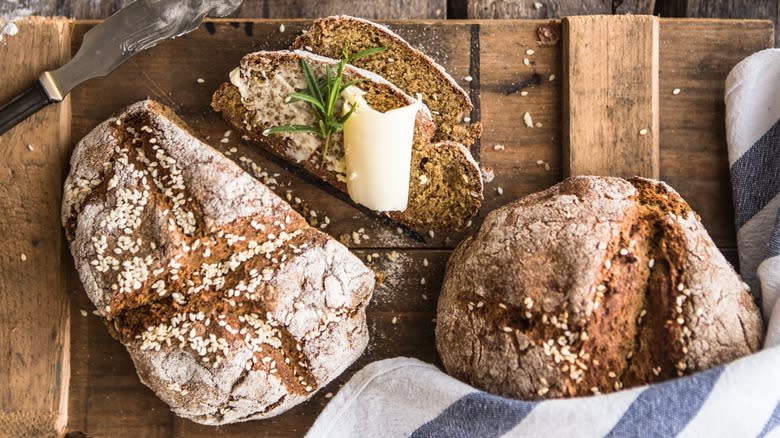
[0,81,55,136]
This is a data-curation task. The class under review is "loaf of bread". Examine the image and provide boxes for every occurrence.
[62,100,375,425]
[292,15,481,146]
[212,50,483,233]
[436,176,762,399]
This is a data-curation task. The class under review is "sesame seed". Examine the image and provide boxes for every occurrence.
[476,301,484,308]
[639,128,649,136]
[537,387,549,396]
[672,88,681,95]
[526,49,535,55]
[523,112,534,128]
[26,144,34,151]
[20,253,27,262]
[391,316,398,324]
[196,78,205,84]
[520,91,529,96]
[428,230,435,238]
[493,144,505,151]
[549,74,556,82]
[325,392,334,399]
[498,303,507,309]
[79,309,88,317]
[534,1,543,9]
[648,258,655,268]
[535,122,543,128]
[220,137,230,144]
[677,283,685,291]
[422,294,428,300]
[463,75,473,82]
[597,242,607,250]
[463,116,472,123]
[279,24,286,33]
[608,371,617,378]
[420,277,427,285]
[604,259,612,270]
[496,187,504,195]
[502,326,513,333]
[523,57,530,65]
[423,258,429,267]
[619,248,628,256]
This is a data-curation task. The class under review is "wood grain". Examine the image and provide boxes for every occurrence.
[0,0,446,20]
[562,15,660,179]
[655,0,779,46]
[52,17,772,437]
[466,0,656,19]
[0,17,71,438]
[658,19,774,248]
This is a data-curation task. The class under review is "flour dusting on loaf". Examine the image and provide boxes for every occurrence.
[62,100,374,425]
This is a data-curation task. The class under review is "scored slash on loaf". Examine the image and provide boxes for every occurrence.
[61,100,375,425]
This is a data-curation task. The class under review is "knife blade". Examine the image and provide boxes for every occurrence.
[0,0,243,136]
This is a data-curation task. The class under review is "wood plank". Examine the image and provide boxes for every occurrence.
[233,0,447,19]
[562,15,660,179]
[655,0,779,47]
[658,19,774,248]
[477,20,563,207]
[468,0,608,18]
[0,17,71,438]
[0,0,446,20]
[466,0,656,18]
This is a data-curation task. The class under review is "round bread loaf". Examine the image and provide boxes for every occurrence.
[62,101,375,425]
[436,176,763,399]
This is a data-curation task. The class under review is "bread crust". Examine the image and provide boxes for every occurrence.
[62,100,374,424]
[436,176,763,399]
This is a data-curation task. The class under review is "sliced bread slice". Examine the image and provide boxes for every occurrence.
[211,50,483,233]
[292,15,481,146]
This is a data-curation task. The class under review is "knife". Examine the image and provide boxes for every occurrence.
[0,0,243,136]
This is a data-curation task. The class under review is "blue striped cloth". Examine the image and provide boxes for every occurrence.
[307,49,780,438]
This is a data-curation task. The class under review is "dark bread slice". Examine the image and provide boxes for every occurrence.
[212,50,483,233]
[293,15,481,146]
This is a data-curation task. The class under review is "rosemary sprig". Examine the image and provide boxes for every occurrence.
[264,46,387,161]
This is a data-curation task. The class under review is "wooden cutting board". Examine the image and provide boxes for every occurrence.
[0,16,772,437]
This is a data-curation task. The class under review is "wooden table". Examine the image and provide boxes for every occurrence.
[0,15,773,437]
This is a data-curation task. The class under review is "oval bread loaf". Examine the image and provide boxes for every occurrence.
[436,176,762,399]
[62,100,375,425]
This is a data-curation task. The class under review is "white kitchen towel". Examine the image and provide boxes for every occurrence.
[307,49,780,438]
[726,48,780,346]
